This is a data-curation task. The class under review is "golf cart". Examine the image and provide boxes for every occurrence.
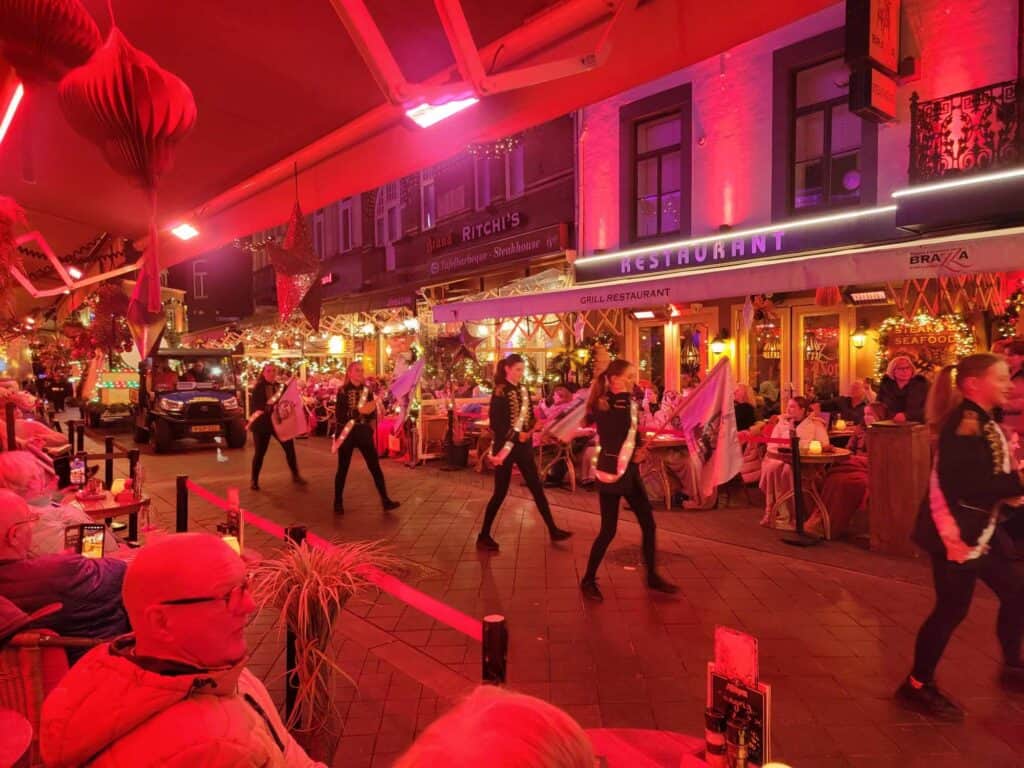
[132,348,247,453]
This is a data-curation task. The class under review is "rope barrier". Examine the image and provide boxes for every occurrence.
[181,479,483,643]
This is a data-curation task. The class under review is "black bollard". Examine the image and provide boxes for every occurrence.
[482,614,508,685]
[284,525,308,721]
[4,402,16,451]
[104,436,115,490]
[128,450,140,544]
[175,475,189,532]
[75,422,85,453]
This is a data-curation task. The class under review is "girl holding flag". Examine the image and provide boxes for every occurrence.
[580,359,677,602]
[477,354,573,552]
[248,363,305,491]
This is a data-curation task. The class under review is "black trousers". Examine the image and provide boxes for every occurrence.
[583,464,657,582]
[911,549,1024,682]
[251,430,299,483]
[334,424,389,505]
[481,441,557,536]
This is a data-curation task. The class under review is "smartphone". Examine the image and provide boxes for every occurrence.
[78,524,106,558]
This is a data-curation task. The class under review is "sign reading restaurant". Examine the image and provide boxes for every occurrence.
[609,232,786,277]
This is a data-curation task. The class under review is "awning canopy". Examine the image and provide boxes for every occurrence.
[432,227,1024,322]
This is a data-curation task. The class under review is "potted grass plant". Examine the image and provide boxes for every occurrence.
[250,538,406,760]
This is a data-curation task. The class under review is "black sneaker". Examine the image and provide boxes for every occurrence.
[580,579,604,602]
[1000,664,1024,694]
[895,678,965,721]
[333,500,344,515]
[647,573,679,595]
[382,499,401,512]
[250,482,260,491]
[476,533,500,552]
[549,528,573,542]
[293,475,308,486]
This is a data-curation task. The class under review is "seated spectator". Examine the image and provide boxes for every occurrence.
[758,379,781,416]
[395,685,594,768]
[759,396,829,529]
[40,533,326,768]
[151,362,179,392]
[734,383,758,432]
[0,492,128,661]
[816,402,888,538]
[823,379,871,425]
[0,451,116,555]
[877,355,929,423]
[540,386,574,421]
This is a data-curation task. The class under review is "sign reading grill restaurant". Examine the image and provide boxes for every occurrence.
[425,223,567,279]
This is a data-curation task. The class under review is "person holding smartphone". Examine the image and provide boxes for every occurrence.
[333,362,400,515]
[579,359,677,602]
[477,354,572,552]
[247,363,305,491]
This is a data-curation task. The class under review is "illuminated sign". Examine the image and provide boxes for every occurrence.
[427,211,524,254]
[846,0,901,74]
[850,64,897,123]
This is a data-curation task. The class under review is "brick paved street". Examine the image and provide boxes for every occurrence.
[91,425,1024,767]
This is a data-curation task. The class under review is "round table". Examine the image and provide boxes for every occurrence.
[644,435,688,511]
[587,728,705,767]
[769,447,851,539]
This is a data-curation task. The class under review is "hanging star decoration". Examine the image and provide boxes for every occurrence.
[267,200,319,322]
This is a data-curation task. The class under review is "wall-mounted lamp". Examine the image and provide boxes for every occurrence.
[710,329,729,355]
[851,321,869,349]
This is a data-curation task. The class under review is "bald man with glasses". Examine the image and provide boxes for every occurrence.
[41,533,325,768]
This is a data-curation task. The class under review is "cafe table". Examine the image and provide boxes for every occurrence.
[768,446,851,539]
[587,728,707,767]
[64,490,151,546]
[643,433,689,511]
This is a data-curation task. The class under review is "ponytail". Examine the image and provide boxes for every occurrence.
[925,352,1003,431]
[587,359,631,415]
[494,354,524,390]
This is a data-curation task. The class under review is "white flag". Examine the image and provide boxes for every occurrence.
[387,358,425,436]
[672,358,743,504]
[271,379,309,442]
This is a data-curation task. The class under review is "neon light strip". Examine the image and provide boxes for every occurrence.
[575,205,897,265]
[892,167,1024,198]
[0,82,24,145]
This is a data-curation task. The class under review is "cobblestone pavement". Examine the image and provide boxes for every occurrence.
[88,424,1024,767]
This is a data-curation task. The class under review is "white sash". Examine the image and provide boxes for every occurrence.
[492,385,530,466]
[332,386,369,454]
[592,399,639,484]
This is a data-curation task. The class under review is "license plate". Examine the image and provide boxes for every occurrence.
[191,425,221,433]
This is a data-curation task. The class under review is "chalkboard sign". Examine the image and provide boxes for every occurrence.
[707,664,772,765]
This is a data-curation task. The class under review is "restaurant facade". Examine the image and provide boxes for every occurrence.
[434,0,1024,401]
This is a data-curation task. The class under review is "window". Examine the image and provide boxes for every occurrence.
[619,84,691,244]
[374,183,400,247]
[312,210,326,259]
[474,156,505,210]
[339,197,354,251]
[771,29,878,220]
[506,145,525,199]
[420,171,436,230]
[437,184,465,219]
[634,114,683,239]
[793,58,861,210]
[192,261,208,300]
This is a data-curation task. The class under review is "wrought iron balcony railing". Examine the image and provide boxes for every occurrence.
[909,79,1023,184]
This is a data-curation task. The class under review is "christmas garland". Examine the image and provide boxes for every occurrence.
[994,287,1024,341]
[875,313,974,377]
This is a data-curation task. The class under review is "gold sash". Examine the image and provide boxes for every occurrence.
[492,385,530,466]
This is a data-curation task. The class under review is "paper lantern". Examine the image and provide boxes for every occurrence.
[0,0,100,84]
[58,26,196,189]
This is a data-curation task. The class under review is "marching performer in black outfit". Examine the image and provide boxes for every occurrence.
[248,363,305,490]
[897,353,1024,720]
[580,359,677,602]
[333,362,400,515]
[477,354,572,552]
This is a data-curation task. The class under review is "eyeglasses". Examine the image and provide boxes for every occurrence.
[160,573,252,612]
